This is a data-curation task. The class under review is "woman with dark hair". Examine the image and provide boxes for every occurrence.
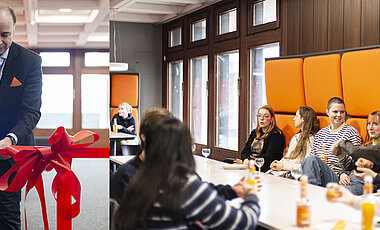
[270,106,319,173]
[237,105,285,172]
[114,116,260,230]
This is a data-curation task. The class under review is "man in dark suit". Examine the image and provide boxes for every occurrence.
[0,3,42,229]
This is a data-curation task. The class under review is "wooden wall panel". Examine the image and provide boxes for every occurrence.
[300,0,314,54]
[313,0,328,52]
[286,0,300,55]
[361,0,380,46]
[343,0,361,49]
[328,0,344,51]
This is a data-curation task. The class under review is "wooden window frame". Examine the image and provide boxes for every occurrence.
[166,20,184,53]
[188,11,208,48]
[33,49,109,147]
[214,1,239,43]
[248,0,280,35]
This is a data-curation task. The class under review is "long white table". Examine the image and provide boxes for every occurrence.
[110,155,380,229]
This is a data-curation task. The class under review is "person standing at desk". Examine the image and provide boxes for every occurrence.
[0,3,42,229]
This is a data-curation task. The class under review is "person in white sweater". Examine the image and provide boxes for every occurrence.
[270,106,319,175]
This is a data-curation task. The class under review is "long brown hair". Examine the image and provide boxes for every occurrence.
[364,110,380,146]
[114,116,195,229]
[286,106,319,160]
[255,105,282,140]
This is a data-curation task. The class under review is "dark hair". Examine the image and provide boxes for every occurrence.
[255,105,282,140]
[139,107,173,150]
[364,110,380,146]
[0,3,16,25]
[114,116,195,229]
[285,106,319,160]
[327,97,345,110]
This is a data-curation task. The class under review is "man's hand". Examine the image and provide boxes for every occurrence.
[339,173,351,185]
[0,137,12,160]
[354,167,377,180]
[355,158,373,169]
[127,125,134,131]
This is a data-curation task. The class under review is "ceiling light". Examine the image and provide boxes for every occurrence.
[110,62,128,72]
[58,8,73,13]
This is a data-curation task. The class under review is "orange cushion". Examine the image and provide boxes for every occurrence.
[341,49,380,116]
[275,114,299,145]
[111,74,139,107]
[318,116,330,129]
[265,58,305,113]
[303,54,342,114]
[346,118,366,142]
[111,108,139,135]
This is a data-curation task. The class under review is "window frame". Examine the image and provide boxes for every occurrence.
[166,20,184,53]
[214,1,239,43]
[188,11,208,48]
[33,49,109,147]
[248,0,280,35]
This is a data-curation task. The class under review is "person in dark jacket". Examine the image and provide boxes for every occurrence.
[236,105,285,172]
[110,102,136,135]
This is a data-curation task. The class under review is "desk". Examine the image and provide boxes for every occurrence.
[109,132,136,156]
[109,155,380,229]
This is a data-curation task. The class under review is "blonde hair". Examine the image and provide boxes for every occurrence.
[119,102,132,113]
[364,110,380,146]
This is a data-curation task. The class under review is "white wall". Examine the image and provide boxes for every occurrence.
[110,21,162,115]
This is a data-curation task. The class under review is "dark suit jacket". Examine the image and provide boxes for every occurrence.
[0,42,42,174]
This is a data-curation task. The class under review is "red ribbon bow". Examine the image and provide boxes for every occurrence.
[0,127,109,230]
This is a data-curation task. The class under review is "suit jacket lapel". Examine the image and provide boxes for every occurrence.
[0,43,19,90]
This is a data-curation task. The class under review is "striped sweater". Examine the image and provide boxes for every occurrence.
[309,123,362,176]
[135,174,260,230]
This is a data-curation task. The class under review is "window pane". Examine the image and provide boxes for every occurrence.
[190,56,208,145]
[191,19,206,42]
[40,52,70,67]
[85,52,109,67]
[169,27,182,47]
[168,61,183,121]
[253,0,277,26]
[216,51,239,150]
[218,8,237,35]
[249,43,279,130]
[81,74,109,129]
[37,74,73,129]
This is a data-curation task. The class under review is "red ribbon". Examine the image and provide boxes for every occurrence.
[0,127,109,230]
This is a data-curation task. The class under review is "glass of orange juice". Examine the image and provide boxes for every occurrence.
[326,183,342,202]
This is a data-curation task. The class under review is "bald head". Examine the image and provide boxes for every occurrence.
[0,3,16,25]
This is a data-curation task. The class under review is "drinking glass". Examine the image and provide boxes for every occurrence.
[326,183,342,202]
[255,157,264,174]
[201,148,211,162]
[291,165,302,183]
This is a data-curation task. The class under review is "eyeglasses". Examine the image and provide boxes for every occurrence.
[367,122,378,127]
[257,114,271,119]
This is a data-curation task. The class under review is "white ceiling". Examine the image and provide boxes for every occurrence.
[5,0,221,49]
[7,0,109,49]
[110,0,221,24]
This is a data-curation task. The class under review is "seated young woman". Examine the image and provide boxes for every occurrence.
[270,106,319,175]
[114,116,260,230]
[236,105,285,172]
